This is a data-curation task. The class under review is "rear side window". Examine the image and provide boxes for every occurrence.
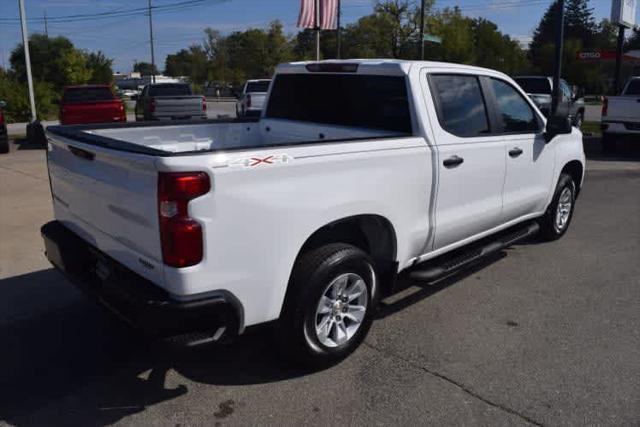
[246,81,270,93]
[148,84,192,97]
[265,74,411,133]
[63,87,114,103]
[490,78,540,133]
[624,79,640,95]
[429,74,490,137]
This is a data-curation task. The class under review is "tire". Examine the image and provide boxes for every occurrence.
[574,111,584,129]
[538,173,576,241]
[0,137,8,154]
[276,243,377,367]
[601,132,617,153]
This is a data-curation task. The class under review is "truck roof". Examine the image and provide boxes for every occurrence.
[277,59,509,78]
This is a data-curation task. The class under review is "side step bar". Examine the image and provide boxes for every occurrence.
[410,222,540,283]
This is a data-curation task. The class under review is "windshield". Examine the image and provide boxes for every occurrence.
[246,81,271,93]
[514,78,551,95]
[266,74,411,133]
[148,84,192,97]
[63,87,115,103]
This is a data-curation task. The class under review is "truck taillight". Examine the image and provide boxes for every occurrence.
[246,94,252,108]
[150,98,156,113]
[202,97,207,111]
[158,172,210,268]
[602,97,608,117]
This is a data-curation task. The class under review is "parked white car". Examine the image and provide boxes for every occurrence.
[602,77,640,151]
[42,60,585,366]
[236,79,271,117]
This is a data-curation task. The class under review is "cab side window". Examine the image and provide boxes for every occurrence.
[490,78,540,134]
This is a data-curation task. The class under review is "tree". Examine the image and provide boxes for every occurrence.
[133,62,159,76]
[10,34,91,91]
[86,51,114,84]
[165,45,209,84]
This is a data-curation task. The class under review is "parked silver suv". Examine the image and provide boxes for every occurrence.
[514,76,585,129]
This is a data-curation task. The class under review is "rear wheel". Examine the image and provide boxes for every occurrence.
[0,136,8,154]
[538,173,576,241]
[277,243,377,367]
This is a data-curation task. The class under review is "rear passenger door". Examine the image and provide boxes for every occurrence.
[427,73,506,250]
[485,77,555,222]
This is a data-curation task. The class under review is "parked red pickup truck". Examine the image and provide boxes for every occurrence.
[59,85,126,125]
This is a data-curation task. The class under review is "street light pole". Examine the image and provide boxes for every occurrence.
[613,25,625,94]
[315,0,320,61]
[148,0,156,83]
[419,0,425,60]
[551,0,565,117]
[18,0,37,123]
[336,0,341,59]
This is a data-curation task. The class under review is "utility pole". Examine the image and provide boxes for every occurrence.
[336,0,341,59]
[419,0,425,60]
[18,0,36,123]
[43,10,48,37]
[614,25,625,94]
[315,0,320,61]
[551,0,565,117]
[147,0,156,83]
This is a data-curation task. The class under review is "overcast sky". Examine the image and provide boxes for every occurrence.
[0,0,632,73]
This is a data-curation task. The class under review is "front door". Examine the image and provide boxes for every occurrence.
[486,77,556,222]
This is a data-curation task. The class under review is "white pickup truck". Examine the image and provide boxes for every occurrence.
[602,77,640,150]
[42,60,585,366]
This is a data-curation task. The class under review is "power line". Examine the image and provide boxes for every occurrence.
[0,0,232,23]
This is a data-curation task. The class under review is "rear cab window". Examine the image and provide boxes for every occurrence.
[246,81,271,93]
[514,77,551,95]
[63,87,115,103]
[148,84,192,97]
[624,79,640,95]
[265,73,412,134]
[490,78,541,134]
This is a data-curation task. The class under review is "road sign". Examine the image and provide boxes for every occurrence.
[611,0,636,28]
[423,34,442,44]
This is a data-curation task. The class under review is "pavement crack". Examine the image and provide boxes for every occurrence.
[363,340,544,427]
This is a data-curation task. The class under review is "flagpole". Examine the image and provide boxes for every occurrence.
[315,0,320,60]
[336,0,341,59]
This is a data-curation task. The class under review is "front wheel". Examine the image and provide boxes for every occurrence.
[277,243,377,367]
[538,173,576,241]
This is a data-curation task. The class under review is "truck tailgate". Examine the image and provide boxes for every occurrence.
[606,96,640,121]
[153,96,203,118]
[46,133,165,285]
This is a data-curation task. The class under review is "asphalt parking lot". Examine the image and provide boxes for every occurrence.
[0,137,638,426]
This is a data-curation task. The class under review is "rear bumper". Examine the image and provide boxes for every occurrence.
[41,220,243,340]
[601,121,640,135]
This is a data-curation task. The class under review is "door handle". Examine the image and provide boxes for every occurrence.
[443,155,464,168]
[68,145,95,161]
[508,147,523,158]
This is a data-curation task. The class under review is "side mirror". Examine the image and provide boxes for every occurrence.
[545,115,572,143]
[0,100,6,108]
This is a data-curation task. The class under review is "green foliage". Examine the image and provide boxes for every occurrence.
[86,51,114,84]
[6,35,114,121]
[133,61,159,76]
[0,69,57,122]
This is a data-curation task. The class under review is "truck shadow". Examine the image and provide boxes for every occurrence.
[0,249,509,425]
[583,135,640,161]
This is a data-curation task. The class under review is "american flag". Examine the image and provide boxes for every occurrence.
[297,0,339,30]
